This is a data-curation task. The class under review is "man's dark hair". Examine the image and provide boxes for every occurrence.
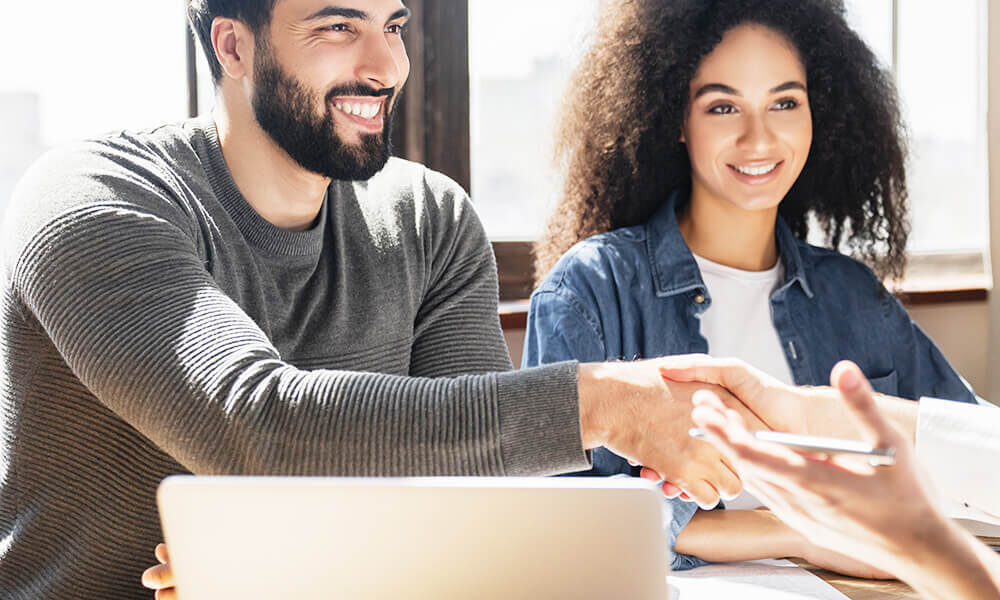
[187,0,278,83]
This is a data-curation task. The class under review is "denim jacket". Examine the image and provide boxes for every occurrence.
[522,190,977,570]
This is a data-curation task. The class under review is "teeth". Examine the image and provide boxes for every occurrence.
[734,163,778,176]
[334,101,381,120]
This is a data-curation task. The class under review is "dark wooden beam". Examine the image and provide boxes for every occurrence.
[391,0,470,193]
[185,21,199,118]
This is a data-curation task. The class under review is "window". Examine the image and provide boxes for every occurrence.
[0,2,193,217]
[468,0,600,240]
[844,0,989,290]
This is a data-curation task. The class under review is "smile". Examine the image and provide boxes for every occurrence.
[332,98,384,120]
[730,162,779,176]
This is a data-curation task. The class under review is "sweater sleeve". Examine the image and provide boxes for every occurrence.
[9,167,587,478]
[405,176,588,475]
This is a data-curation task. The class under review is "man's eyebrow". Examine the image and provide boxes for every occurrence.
[693,83,741,99]
[303,7,369,22]
[303,6,411,24]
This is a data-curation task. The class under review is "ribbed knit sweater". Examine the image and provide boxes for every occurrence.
[0,118,587,599]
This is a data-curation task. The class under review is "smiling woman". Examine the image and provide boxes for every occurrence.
[522,0,978,575]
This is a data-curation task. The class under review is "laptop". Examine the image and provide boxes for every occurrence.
[158,475,670,599]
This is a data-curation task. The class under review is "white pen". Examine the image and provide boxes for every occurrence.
[689,427,896,466]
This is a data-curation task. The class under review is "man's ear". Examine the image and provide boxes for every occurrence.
[211,17,254,81]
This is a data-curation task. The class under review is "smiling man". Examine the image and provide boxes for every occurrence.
[0,1,765,598]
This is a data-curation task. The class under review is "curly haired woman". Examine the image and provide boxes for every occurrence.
[523,0,977,573]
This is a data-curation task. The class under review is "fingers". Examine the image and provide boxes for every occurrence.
[682,479,723,510]
[155,589,178,600]
[691,401,815,492]
[658,356,761,395]
[639,466,660,481]
[155,543,170,564]
[660,480,683,498]
[830,361,901,447]
[142,562,174,590]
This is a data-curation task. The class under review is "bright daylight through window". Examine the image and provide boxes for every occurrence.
[0,2,192,218]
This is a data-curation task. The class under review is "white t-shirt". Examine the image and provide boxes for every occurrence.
[692,252,795,510]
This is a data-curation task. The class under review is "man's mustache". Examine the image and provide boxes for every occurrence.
[325,84,394,103]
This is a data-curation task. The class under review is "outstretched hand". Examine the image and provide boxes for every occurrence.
[688,360,939,575]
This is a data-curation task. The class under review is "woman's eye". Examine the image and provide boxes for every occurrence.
[708,104,737,115]
[774,99,799,111]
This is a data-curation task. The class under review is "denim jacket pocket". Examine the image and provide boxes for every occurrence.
[866,370,899,396]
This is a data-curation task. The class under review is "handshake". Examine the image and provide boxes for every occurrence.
[578,354,907,508]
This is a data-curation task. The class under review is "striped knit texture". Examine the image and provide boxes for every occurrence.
[0,119,585,599]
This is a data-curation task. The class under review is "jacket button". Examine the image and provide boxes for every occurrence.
[693,293,706,304]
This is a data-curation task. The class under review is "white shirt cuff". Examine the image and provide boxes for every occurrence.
[916,396,1000,525]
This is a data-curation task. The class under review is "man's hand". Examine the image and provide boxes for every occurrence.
[141,543,175,599]
[577,358,771,508]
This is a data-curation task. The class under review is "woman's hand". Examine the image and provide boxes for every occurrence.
[688,361,938,573]
[141,543,176,599]
[690,361,1000,599]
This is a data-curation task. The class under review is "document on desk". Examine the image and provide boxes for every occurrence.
[667,558,849,600]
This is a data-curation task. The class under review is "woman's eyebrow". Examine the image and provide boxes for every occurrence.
[693,83,741,99]
[693,80,806,99]
[770,81,807,93]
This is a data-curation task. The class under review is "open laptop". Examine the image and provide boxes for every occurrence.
[158,475,670,599]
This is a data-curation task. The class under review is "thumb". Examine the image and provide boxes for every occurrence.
[830,361,898,447]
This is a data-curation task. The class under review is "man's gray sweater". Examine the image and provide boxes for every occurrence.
[0,118,587,599]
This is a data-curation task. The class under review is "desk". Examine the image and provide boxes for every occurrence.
[793,561,918,600]
[797,535,1000,599]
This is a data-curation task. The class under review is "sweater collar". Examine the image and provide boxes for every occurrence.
[196,116,327,257]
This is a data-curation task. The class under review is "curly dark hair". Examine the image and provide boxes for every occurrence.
[535,0,909,284]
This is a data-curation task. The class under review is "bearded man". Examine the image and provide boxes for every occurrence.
[0,1,767,597]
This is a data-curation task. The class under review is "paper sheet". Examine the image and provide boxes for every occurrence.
[667,559,849,600]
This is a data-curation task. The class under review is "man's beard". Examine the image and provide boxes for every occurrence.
[251,42,395,181]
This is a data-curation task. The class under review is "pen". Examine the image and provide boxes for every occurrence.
[689,427,896,466]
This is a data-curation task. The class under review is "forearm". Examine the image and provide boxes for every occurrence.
[19,207,586,477]
[793,386,918,442]
[675,509,799,562]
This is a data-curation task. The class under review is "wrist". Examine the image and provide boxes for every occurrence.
[874,394,918,444]
[577,363,610,449]
[884,511,962,577]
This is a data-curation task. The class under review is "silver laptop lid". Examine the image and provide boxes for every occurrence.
[158,476,669,600]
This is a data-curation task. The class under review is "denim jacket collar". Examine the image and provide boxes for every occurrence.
[645,189,815,299]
